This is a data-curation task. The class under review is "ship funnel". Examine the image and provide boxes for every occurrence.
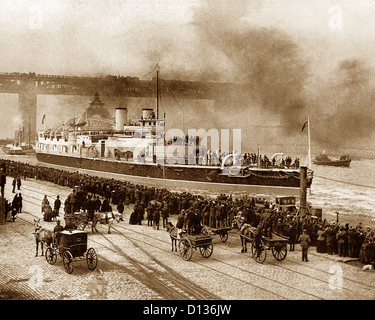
[142,108,154,120]
[115,107,127,131]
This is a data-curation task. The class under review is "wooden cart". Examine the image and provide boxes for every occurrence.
[178,233,214,261]
[240,229,289,263]
[64,211,89,231]
[201,225,231,243]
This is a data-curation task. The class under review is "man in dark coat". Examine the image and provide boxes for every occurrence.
[161,203,169,228]
[176,210,185,239]
[117,199,124,221]
[186,209,195,234]
[298,229,311,262]
[54,195,61,217]
[12,177,16,193]
[153,205,160,230]
[86,194,96,221]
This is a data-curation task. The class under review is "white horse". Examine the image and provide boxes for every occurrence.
[33,219,53,257]
[92,211,121,234]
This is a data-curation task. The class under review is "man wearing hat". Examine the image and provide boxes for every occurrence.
[298,229,311,262]
[176,209,185,239]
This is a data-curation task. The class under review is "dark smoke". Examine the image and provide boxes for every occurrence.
[312,58,375,149]
[190,0,309,135]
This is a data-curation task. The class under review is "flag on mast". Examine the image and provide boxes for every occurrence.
[301,120,308,132]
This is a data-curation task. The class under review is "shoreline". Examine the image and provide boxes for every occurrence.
[1,152,374,232]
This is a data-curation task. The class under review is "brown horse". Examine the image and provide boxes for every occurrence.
[231,215,255,253]
[33,219,53,257]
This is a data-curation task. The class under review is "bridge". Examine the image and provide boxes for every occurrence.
[0,72,242,143]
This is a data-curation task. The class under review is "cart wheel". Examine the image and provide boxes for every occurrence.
[179,238,193,261]
[271,243,288,261]
[199,244,213,258]
[86,248,98,270]
[63,251,74,274]
[45,247,57,265]
[220,231,228,243]
[251,240,266,263]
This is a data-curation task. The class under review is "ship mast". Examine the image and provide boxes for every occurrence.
[156,63,160,119]
[307,116,312,169]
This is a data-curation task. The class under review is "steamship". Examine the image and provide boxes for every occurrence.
[35,68,313,195]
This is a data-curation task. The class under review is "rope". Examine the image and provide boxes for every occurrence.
[314,173,375,189]
[160,75,194,128]
[126,64,159,119]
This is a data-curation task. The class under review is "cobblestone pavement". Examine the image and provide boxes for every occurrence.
[1,178,375,301]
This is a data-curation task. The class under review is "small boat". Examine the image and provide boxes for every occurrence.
[1,143,35,155]
[312,154,351,167]
[1,144,25,155]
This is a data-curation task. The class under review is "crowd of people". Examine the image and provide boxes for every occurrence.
[1,158,375,265]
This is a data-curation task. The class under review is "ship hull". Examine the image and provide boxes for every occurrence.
[36,152,311,196]
[312,160,351,167]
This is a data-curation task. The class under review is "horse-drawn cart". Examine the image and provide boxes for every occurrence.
[240,229,289,263]
[45,230,98,274]
[166,222,214,261]
[64,211,89,230]
[178,233,214,261]
[201,225,231,243]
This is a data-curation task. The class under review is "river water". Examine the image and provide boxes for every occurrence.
[1,152,374,229]
[308,159,375,227]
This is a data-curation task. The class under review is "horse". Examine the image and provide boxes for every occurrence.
[33,219,53,257]
[92,211,121,234]
[231,215,256,253]
[166,222,180,252]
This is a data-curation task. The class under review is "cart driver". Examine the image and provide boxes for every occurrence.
[53,220,64,246]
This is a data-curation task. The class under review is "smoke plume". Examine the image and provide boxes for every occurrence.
[189,0,309,137]
[312,58,375,150]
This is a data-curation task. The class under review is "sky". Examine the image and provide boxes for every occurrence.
[0,0,375,154]
[0,0,373,77]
